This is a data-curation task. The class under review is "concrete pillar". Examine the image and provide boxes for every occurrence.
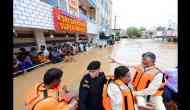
[76,33,79,42]
[33,29,46,51]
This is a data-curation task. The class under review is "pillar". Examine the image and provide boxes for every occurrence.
[33,29,46,51]
[76,33,79,42]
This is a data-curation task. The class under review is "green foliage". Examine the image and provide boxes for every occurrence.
[115,32,120,36]
[139,27,146,31]
[127,27,145,38]
[156,26,166,31]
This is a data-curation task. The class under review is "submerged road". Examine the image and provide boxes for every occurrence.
[14,39,177,110]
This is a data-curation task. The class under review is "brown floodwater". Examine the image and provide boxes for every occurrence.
[13,39,177,110]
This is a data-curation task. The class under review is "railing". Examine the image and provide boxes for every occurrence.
[13,61,51,78]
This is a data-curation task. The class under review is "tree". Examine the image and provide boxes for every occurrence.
[139,27,146,31]
[156,26,166,31]
[115,32,120,36]
[127,27,142,38]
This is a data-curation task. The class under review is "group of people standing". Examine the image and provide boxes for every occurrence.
[25,51,177,110]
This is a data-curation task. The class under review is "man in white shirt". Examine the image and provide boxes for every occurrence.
[133,52,166,110]
[109,52,166,110]
[107,66,137,110]
[40,45,49,57]
[43,49,49,57]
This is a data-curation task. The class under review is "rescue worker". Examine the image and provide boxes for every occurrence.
[132,52,166,110]
[25,68,78,110]
[104,66,136,110]
[79,60,107,110]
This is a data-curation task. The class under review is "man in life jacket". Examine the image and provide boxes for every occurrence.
[25,68,78,110]
[103,66,137,110]
[132,52,166,110]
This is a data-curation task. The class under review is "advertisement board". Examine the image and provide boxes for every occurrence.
[53,8,87,33]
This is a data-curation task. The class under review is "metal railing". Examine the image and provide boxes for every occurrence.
[13,61,51,78]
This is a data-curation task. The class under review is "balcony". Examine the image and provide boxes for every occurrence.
[47,0,58,7]
[79,12,96,23]
[40,0,58,7]
[79,0,96,8]
[88,0,96,7]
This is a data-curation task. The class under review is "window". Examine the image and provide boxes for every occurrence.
[40,0,58,7]
[101,0,103,6]
[59,0,67,11]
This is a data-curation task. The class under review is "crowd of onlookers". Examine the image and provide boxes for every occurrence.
[13,38,115,74]
[13,42,91,73]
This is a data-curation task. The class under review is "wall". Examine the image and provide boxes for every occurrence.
[96,0,112,34]
[13,0,54,30]
[87,20,97,34]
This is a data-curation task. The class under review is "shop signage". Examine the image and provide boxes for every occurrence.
[53,8,87,33]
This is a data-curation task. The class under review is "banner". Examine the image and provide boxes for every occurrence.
[53,8,87,33]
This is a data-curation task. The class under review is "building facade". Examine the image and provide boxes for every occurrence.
[96,0,112,36]
[13,0,112,52]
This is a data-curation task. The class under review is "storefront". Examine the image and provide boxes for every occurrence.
[13,0,103,52]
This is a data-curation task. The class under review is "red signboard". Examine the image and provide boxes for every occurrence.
[53,8,87,33]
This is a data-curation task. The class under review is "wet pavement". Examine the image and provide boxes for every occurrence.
[13,39,177,110]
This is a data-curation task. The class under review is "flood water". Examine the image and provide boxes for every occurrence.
[13,39,177,110]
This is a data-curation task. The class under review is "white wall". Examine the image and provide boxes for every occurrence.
[87,21,97,34]
[13,0,54,30]
[33,29,47,50]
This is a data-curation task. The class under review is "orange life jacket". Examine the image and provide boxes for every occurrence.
[32,56,39,63]
[132,65,165,96]
[25,83,70,110]
[37,55,49,63]
[33,97,70,110]
[103,76,135,110]
[102,76,114,110]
